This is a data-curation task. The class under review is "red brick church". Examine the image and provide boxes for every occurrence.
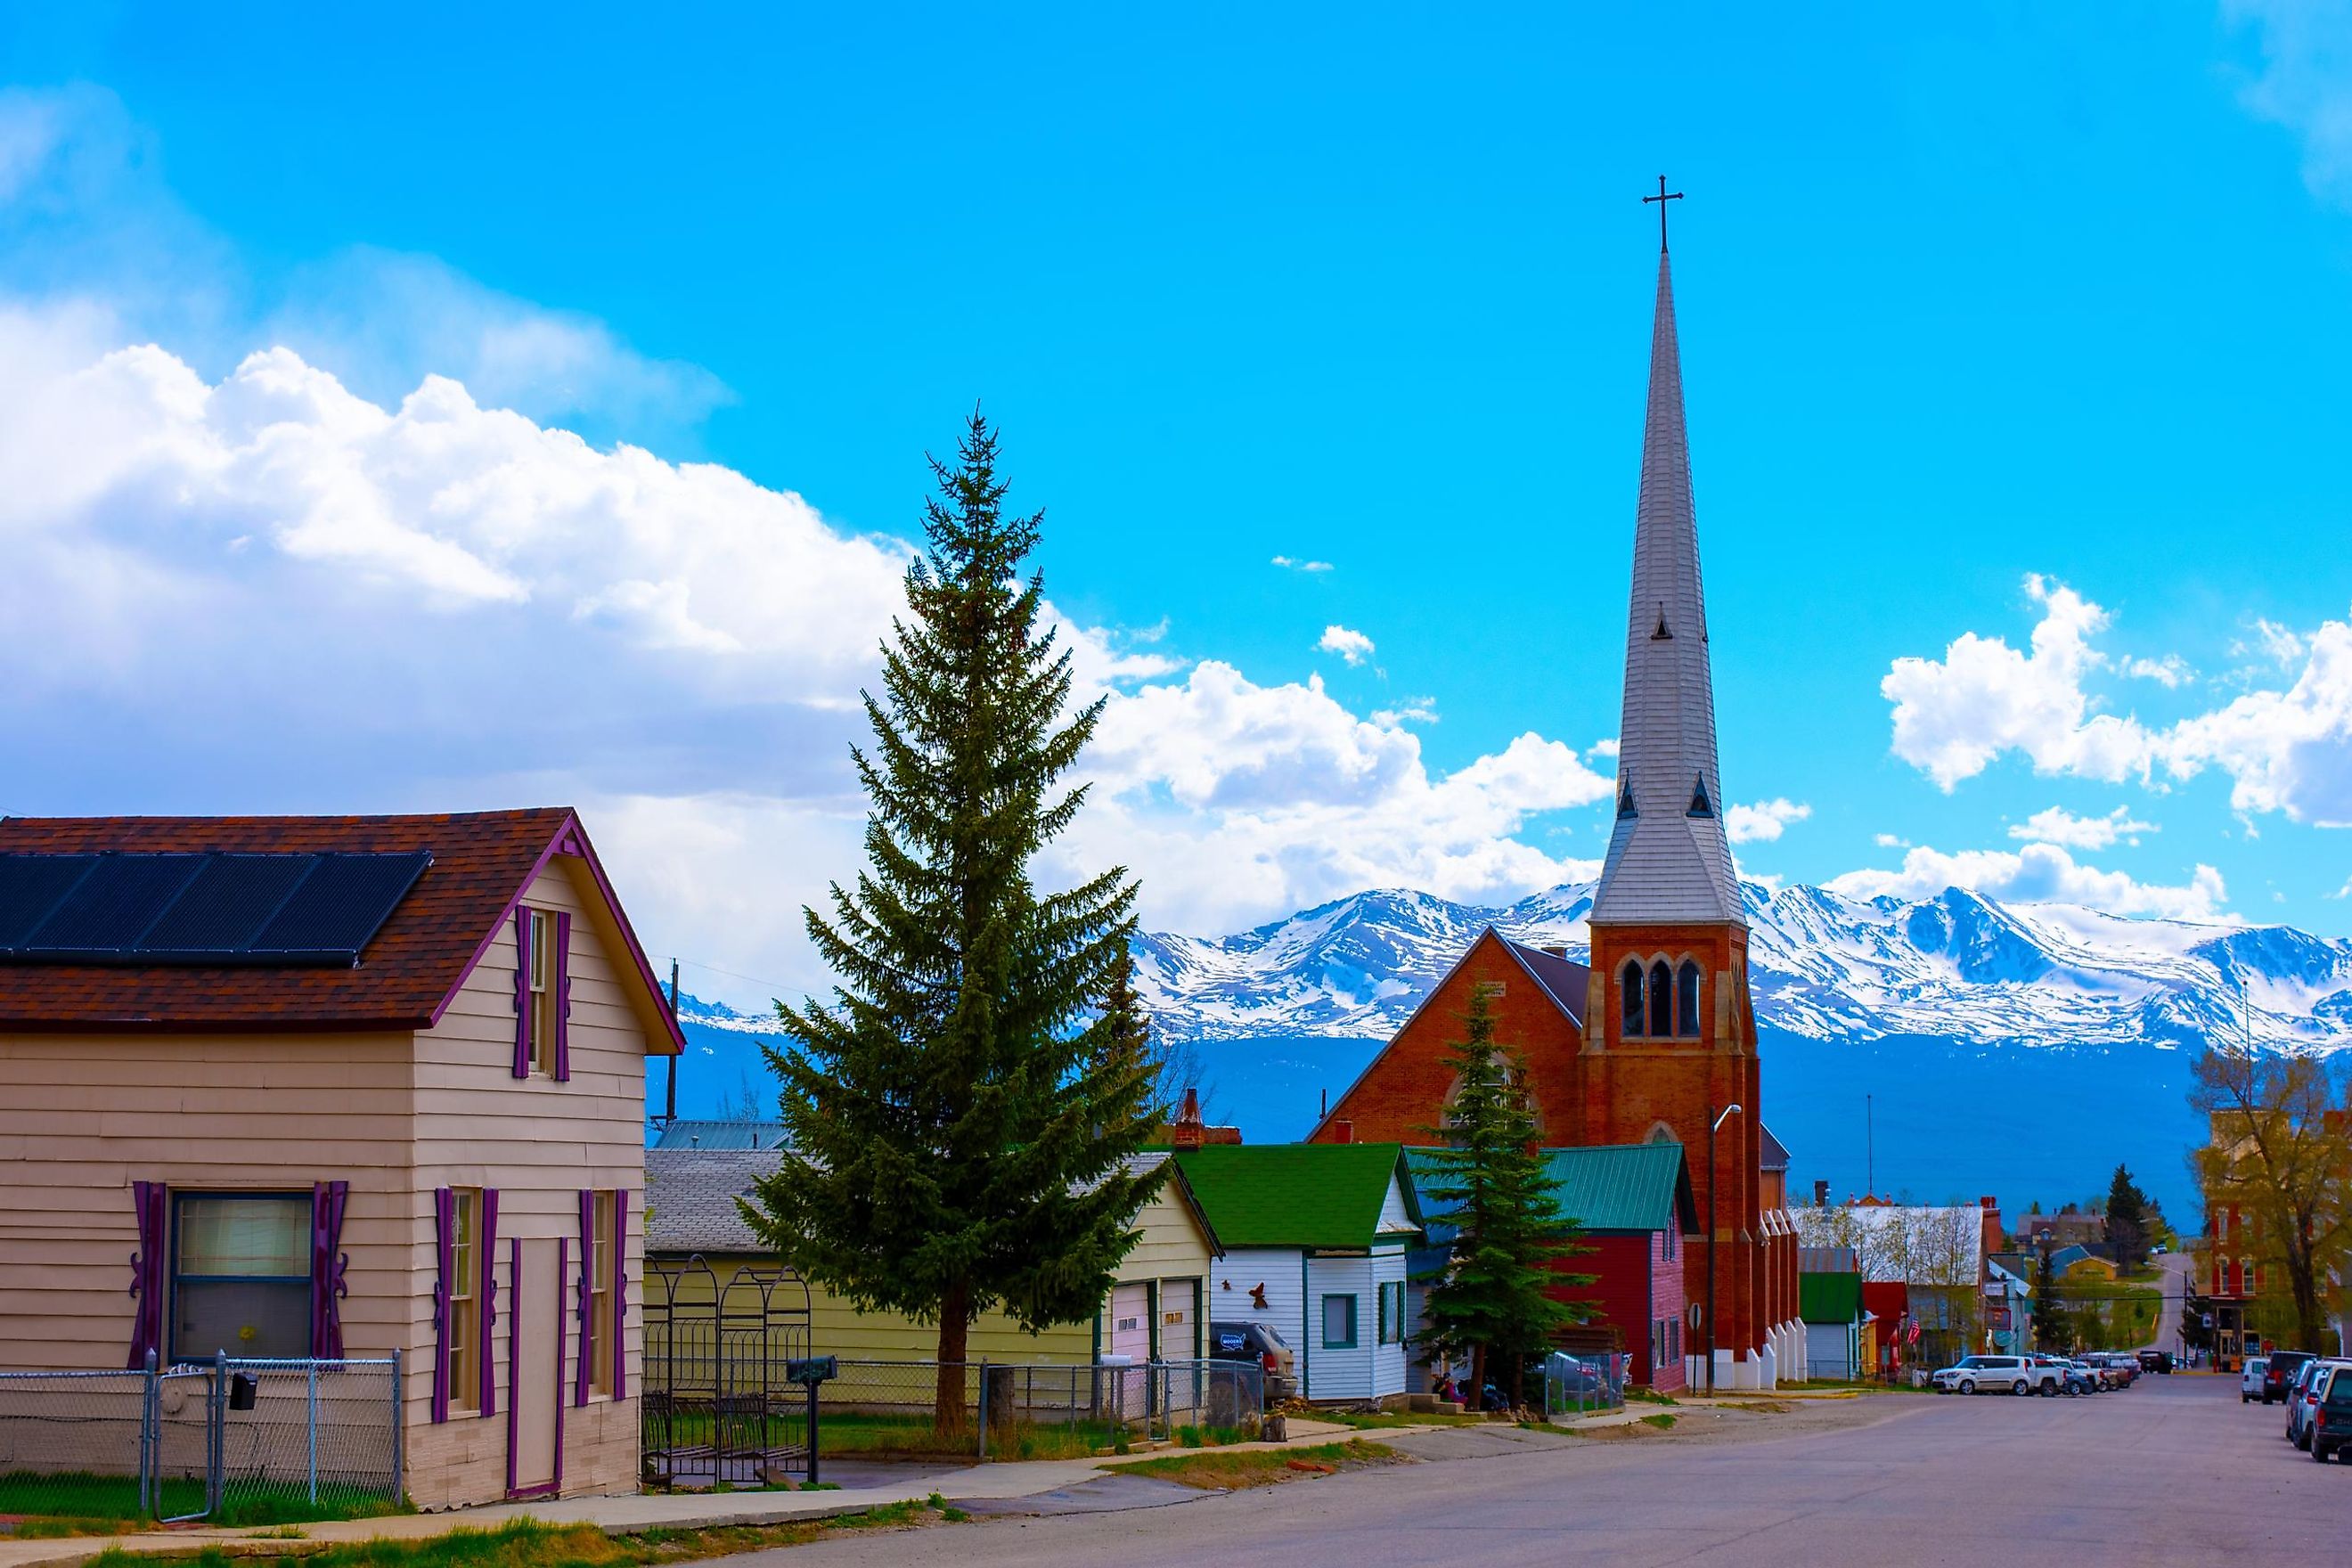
[1309,219,1803,1391]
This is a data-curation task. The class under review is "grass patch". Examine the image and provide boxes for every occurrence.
[1317,1409,1487,1430]
[1114,1439,1400,1491]
[0,1471,406,1530]
[1626,1387,1679,1407]
[1638,1413,1677,1430]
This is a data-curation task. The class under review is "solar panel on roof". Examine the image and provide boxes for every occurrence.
[26,854,206,953]
[0,851,432,966]
[249,852,431,960]
[0,853,97,947]
[136,853,319,954]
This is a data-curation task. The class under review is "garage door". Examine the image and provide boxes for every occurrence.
[1109,1282,1151,1362]
[1160,1278,1197,1359]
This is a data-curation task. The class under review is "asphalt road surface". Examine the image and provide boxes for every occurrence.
[766,1373,2347,1567]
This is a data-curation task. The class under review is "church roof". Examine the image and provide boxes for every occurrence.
[1592,246,1745,928]
[1503,938,1590,1023]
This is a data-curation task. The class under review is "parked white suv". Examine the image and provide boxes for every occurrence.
[1933,1354,2056,1395]
[2241,1354,2272,1402]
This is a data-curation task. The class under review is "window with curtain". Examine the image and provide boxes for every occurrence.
[172,1194,310,1360]
[449,1188,480,1411]
[1620,960,1645,1037]
[590,1189,616,1396]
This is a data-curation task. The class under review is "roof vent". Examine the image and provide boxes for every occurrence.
[1686,775,1714,818]
[1651,605,1674,641]
[1617,778,1637,819]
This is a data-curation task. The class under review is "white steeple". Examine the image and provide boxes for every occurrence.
[1591,240,1745,928]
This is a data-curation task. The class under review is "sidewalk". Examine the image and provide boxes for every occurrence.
[0,1418,1376,1568]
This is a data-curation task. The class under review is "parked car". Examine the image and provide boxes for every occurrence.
[2086,1352,2136,1388]
[2310,1366,2352,1463]
[2029,1354,2085,1396]
[1933,1355,2054,1395]
[1209,1320,1296,1401]
[2288,1358,2352,1450]
[2261,1350,2317,1406]
[2137,1349,2176,1374]
[2242,1354,2273,1403]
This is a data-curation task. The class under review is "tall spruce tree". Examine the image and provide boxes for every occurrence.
[2103,1164,2151,1266]
[2032,1239,2072,1353]
[1414,984,1592,1408]
[748,412,1164,1430]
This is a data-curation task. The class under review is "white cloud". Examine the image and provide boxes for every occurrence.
[1588,738,1621,761]
[1724,797,1812,844]
[2225,0,2352,209]
[2007,804,2160,851]
[1882,574,2352,829]
[1882,574,2154,791]
[1372,696,1439,727]
[2121,655,2193,688]
[1271,555,1333,573]
[1826,843,2230,922]
[1874,832,1911,848]
[1318,625,1375,666]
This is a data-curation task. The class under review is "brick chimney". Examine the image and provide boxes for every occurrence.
[1172,1087,1206,1150]
[1813,1179,1830,1209]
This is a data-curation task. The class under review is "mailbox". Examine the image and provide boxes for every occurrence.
[786,1356,838,1386]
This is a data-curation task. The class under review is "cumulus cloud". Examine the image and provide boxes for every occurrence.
[1724,797,1811,844]
[1318,625,1376,666]
[2121,655,2193,688]
[1271,555,1333,573]
[1882,575,2152,790]
[1372,696,1439,727]
[1874,833,1911,848]
[1826,843,2229,921]
[2008,805,2158,850]
[1882,574,2352,829]
[2225,0,2352,209]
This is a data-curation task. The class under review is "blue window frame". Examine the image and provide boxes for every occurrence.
[1321,1294,1358,1350]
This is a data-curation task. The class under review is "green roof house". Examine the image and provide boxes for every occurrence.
[1174,1144,1422,1404]
[1800,1265,1869,1382]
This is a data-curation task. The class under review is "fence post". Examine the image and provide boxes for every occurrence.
[804,1375,820,1488]
[390,1348,405,1507]
[208,1352,228,1518]
[976,1361,988,1463]
[306,1360,321,1504]
[140,1349,159,1519]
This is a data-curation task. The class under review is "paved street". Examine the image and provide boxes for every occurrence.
[769,1375,2346,1567]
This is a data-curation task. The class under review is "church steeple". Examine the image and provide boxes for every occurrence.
[1592,238,1744,928]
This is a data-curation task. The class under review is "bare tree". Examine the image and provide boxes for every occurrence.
[2188,1048,2352,1354]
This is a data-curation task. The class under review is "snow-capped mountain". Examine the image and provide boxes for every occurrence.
[1130,879,2352,1057]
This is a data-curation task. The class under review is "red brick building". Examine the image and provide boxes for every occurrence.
[1310,228,1803,1390]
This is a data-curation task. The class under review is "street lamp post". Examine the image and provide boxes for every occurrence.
[1706,1102,1744,1396]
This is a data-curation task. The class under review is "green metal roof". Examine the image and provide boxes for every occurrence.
[1800,1270,1865,1325]
[1172,1143,1419,1250]
[1405,1142,1695,1234]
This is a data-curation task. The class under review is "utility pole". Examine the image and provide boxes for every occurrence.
[1866,1093,1874,1199]
[663,958,681,1126]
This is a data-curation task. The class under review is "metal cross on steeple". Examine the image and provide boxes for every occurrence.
[1643,175,1684,252]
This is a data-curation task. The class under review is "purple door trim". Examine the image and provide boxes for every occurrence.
[309,1180,350,1359]
[128,1180,167,1370]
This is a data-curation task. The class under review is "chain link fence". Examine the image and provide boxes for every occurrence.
[0,1353,401,1525]
[1541,1351,1629,1418]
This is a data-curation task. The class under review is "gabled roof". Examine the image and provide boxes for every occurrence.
[1759,1123,1791,1172]
[1406,1141,1696,1235]
[0,810,682,1049]
[1800,1270,1864,1325]
[1175,1143,1419,1251]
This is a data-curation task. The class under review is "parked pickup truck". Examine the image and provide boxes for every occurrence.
[1932,1354,2061,1395]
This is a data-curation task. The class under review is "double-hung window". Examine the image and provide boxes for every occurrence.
[1321,1294,1358,1351]
[528,911,558,1074]
[1375,1281,1406,1345]
[590,1189,617,1396]
[172,1194,311,1361]
[448,1188,481,1411]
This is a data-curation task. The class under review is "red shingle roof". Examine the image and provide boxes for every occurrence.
[0,810,581,1032]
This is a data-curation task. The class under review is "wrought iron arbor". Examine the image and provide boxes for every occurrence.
[641,1257,813,1488]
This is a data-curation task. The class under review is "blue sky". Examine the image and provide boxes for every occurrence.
[3,2,2350,1008]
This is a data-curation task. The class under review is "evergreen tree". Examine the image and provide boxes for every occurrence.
[748,413,1164,1430]
[1414,984,1592,1409]
[2032,1239,2072,1353]
[2103,1164,2151,1266]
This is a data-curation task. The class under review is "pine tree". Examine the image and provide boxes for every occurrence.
[747,412,1164,1431]
[1414,984,1592,1409]
[2103,1164,2150,1266]
[2032,1239,2072,1353]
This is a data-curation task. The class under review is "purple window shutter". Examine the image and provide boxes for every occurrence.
[575,1188,595,1406]
[512,909,533,1077]
[611,1188,629,1399]
[309,1180,350,1359]
[431,1188,454,1423]
[479,1188,501,1417]
[552,911,573,1082]
[127,1181,167,1370]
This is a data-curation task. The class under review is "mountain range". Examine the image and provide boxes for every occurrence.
[663,880,2352,1221]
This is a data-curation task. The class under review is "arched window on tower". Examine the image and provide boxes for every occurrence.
[1620,960,1646,1037]
[1647,960,1672,1040]
[1676,960,1702,1039]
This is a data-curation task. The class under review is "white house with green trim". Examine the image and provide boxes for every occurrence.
[1173,1143,1423,1404]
